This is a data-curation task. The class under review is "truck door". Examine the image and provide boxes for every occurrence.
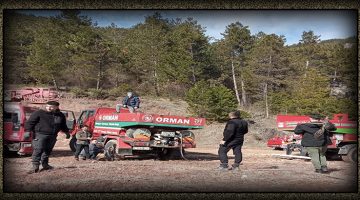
[61,110,76,132]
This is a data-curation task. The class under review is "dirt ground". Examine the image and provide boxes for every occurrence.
[3,134,357,193]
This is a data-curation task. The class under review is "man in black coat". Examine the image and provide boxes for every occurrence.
[217,110,248,171]
[25,101,70,174]
[294,114,336,173]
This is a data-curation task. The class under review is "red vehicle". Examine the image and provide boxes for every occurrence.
[267,114,357,162]
[69,107,206,160]
[4,102,38,155]
[4,86,75,155]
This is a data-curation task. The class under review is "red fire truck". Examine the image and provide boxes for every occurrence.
[69,107,206,160]
[267,114,357,163]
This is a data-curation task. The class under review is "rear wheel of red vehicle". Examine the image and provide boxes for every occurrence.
[105,140,117,161]
[342,147,357,163]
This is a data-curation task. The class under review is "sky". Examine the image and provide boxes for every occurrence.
[17,10,357,45]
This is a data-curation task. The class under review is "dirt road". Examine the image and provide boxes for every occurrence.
[3,135,357,193]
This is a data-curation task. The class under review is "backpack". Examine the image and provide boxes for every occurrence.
[314,121,331,139]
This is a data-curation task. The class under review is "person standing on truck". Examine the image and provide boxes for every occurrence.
[74,125,92,161]
[25,101,70,174]
[116,91,140,113]
[294,114,336,174]
[217,110,248,171]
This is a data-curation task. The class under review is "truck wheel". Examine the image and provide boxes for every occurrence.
[69,137,77,152]
[105,140,117,161]
[343,147,357,163]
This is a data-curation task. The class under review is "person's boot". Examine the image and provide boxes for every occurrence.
[216,163,229,171]
[27,165,40,174]
[229,164,240,171]
[41,164,54,171]
[321,166,329,173]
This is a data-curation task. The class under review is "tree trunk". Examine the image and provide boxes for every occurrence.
[240,75,247,106]
[305,60,309,77]
[231,57,241,107]
[153,60,160,96]
[264,55,272,119]
[96,60,102,90]
[190,43,196,83]
[52,75,59,90]
[264,82,269,118]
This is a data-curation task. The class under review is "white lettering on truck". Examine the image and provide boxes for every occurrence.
[155,117,190,124]
[102,115,119,121]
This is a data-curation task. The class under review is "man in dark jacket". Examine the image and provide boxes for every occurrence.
[121,92,140,113]
[25,101,70,174]
[217,110,248,171]
[294,114,336,173]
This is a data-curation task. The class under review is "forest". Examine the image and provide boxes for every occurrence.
[4,10,357,121]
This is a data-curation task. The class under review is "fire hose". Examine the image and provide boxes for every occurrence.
[178,132,187,160]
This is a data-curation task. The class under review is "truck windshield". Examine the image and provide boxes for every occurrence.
[4,110,20,131]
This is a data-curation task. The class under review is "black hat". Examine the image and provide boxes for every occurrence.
[308,113,324,120]
[46,101,60,106]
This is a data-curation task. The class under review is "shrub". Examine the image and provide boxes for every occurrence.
[87,88,108,100]
[186,81,238,122]
[70,87,88,98]
[108,84,133,98]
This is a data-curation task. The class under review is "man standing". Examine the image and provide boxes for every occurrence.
[294,114,336,173]
[74,125,92,161]
[25,101,70,174]
[217,110,248,171]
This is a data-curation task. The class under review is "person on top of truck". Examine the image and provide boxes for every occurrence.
[294,113,336,174]
[25,101,70,174]
[116,91,140,113]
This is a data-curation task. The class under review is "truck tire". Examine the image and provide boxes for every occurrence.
[342,147,357,163]
[69,137,77,152]
[105,140,117,161]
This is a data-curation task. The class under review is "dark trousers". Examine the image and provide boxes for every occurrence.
[218,144,243,167]
[80,144,102,159]
[75,144,90,159]
[31,134,57,168]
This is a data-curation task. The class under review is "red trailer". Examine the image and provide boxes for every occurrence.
[69,107,206,160]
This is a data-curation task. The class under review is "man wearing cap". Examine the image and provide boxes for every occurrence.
[118,91,140,113]
[217,110,248,171]
[25,101,70,174]
[294,114,336,173]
